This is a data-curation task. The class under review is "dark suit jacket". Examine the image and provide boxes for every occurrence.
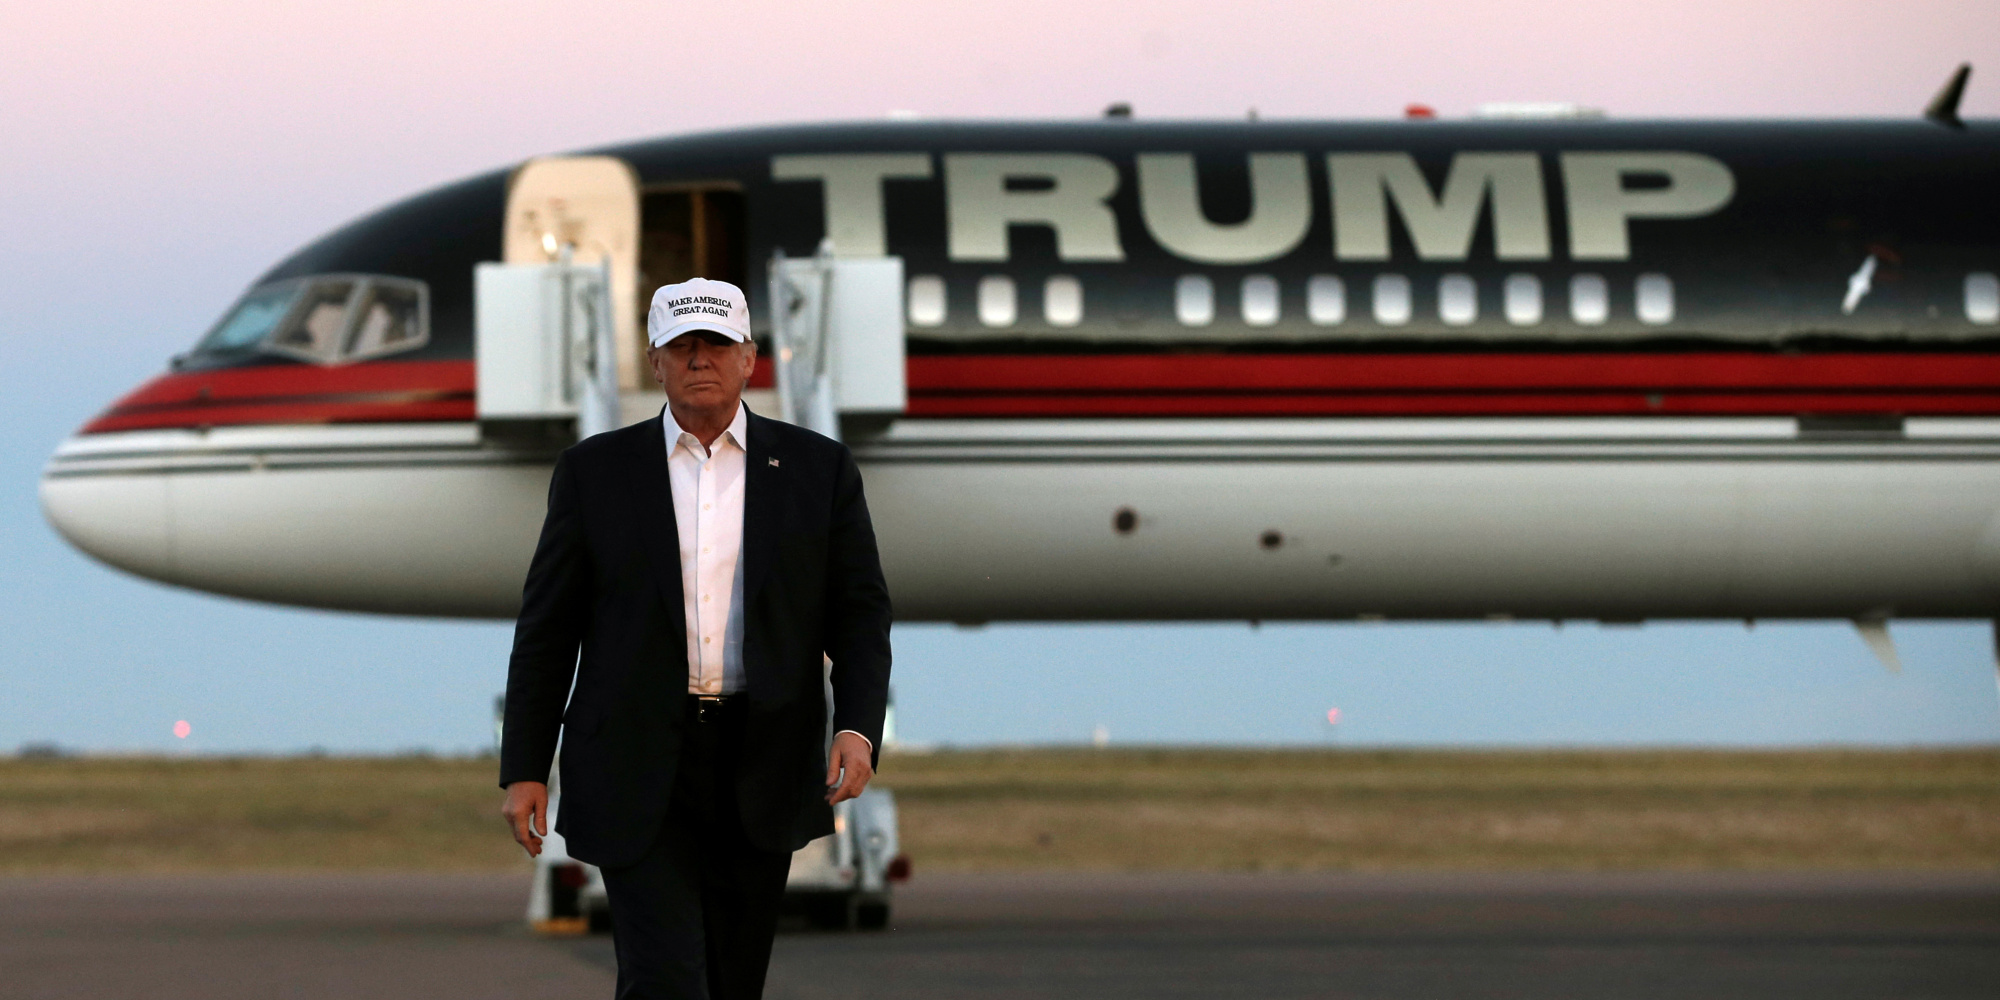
[498,407,892,866]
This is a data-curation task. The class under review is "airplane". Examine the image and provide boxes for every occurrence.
[40,69,2000,658]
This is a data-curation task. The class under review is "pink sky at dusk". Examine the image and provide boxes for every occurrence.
[5,1,1995,211]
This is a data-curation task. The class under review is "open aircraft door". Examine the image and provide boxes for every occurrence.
[476,157,642,442]
[503,156,642,390]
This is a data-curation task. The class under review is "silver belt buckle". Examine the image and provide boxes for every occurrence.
[696,695,727,723]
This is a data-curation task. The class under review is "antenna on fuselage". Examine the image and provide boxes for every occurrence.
[1925,63,1971,130]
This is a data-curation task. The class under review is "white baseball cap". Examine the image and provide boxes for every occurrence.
[648,278,752,346]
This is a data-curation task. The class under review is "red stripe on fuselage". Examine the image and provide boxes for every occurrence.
[84,356,772,433]
[84,360,476,433]
[77,352,2000,434]
[909,353,2000,392]
[904,353,2000,417]
[906,391,2000,417]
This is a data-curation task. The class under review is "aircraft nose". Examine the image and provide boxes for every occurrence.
[40,433,178,588]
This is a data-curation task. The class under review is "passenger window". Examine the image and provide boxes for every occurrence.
[1372,274,1411,326]
[1044,275,1084,327]
[907,275,947,327]
[1570,274,1609,325]
[1306,275,1345,325]
[1967,273,1999,325]
[1175,275,1214,326]
[1438,274,1477,326]
[1504,274,1542,326]
[344,280,428,360]
[977,275,1017,327]
[269,280,359,361]
[197,282,305,352]
[1240,275,1280,326]
[1635,273,1674,325]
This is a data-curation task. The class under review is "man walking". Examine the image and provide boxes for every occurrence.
[499,277,892,999]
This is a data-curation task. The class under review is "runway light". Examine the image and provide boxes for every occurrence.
[173,720,191,739]
[1326,708,1342,725]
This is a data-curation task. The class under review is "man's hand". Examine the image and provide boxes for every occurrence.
[502,781,549,857]
[825,732,874,804]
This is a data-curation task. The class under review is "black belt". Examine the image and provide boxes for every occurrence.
[687,694,743,724]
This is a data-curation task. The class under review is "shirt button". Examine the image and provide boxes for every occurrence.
[704,503,711,511]
[701,546,710,554]
[703,636,712,645]
[702,594,711,603]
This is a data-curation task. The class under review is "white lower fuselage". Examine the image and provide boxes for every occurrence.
[40,415,2000,622]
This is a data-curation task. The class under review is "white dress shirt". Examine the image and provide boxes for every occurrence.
[666,404,748,695]
[662,404,873,753]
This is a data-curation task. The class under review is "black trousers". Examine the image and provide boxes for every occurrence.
[599,698,794,1000]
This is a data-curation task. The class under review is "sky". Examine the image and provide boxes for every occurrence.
[3,0,2000,754]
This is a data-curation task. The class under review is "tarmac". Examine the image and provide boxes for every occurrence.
[4,870,1997,999]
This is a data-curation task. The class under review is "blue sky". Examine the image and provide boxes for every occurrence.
[4,0,1999,753]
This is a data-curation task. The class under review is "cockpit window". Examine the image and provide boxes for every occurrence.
[269,280,359,361]
[197,283,306,353]
[343,281,425,358]
[192,275,429,365]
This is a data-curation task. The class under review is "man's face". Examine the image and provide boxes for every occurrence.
[649,330,756,411]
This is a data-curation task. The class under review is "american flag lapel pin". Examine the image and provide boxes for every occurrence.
[768,457,780,468]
